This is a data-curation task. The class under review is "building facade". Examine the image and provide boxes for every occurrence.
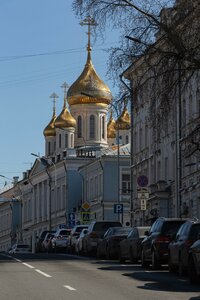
[123,0,200,226]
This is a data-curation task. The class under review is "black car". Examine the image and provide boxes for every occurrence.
[141,217,186,269]
[35,230,51,252]
[119,226,150,263]
[82,220,122,255]
[97,227,132,259]
[188,238,200,283]
[168,219,200,275]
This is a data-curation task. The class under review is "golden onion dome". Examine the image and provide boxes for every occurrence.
[107,111,116,139]
[115,106,131,130]
[43,112,56,137]
[67,46,112,106]
[55,97,76,129]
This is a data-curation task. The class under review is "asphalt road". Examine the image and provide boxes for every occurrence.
[0,252,199,300]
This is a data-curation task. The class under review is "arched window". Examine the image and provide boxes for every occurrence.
[102,115,105,139]
[77,116,82,138]
[90,115,95,139]
[65,134,68,148]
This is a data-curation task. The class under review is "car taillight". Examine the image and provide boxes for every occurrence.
[89,232,99,238]
[185,240,194,247]
[155,236,171,243]
[73,233,79,236]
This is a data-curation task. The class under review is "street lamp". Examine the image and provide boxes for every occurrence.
[31,153,57,230]
[108,103,120,221]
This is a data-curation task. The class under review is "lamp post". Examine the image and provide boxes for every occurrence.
[31,153,57,230]
[108,103,120,221]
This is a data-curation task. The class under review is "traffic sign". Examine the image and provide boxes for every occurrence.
[137,175,148,187]
[140,199,147,210]
[82,202,90,211]
[114,204,123,214]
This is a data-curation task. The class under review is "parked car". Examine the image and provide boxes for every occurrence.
[168,219,200,275]
[67,225,89,253]
[188,238,200,283]
[9,243,31,254]
[51,228,71,252]
[119,226,150,263]
[35,230,55,253]
[97,226,132,259]
[82,220,122,255]
[41,232,56,252]
[141,217,186,269]
[75,228,89,255]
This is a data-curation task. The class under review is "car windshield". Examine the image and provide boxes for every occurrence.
[60,230,71,236]
[190,224,200,239]
[76,226,88,233]
[93,222,122,233]
[112,227,132,235]
[17,245,29,249]
[161,221,185,236]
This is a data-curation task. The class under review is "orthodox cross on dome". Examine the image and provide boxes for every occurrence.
[49,92,59,116]
[61,81,69,107]
[80,16,97,54]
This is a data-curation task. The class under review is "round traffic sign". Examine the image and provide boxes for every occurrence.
[137,175,148,187]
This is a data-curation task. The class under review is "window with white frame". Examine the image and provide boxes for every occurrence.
[65,134,68,148]
[77,115,82,138]
[102,115,105,139]
[89,115,95,139]
[121,173,131,194]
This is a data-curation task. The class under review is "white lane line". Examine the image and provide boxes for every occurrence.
[14,258,22,263]
[22,262,35,269]
[64,285,76,291]
[35,269,52,278]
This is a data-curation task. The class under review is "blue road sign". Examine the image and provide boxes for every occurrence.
[137,175,148,187]
[114,204,123,214]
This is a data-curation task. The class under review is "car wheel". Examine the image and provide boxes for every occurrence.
[96,246,101,259]
[141,249,150,268]
[106,247,111,260]
[152,250,160,270]
[168,254,177,273]
[130,248,137,263]
[119,250,125,263]
[188,255,199,284]
[178,254,186,276]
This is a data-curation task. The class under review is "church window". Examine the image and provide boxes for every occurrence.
[90,115,95,139]
[65,134,68,148]
[48,142,51,156]
[59,134,62,148]
[77,116,82,138]
[102,115,105,139]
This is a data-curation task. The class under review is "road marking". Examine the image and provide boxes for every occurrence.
[14,258,22,263]
[64,285,76,291]
[22,262,35,269]
[35,269,52,278]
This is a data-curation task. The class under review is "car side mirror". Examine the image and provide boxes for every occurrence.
[83,229,88,234]
[144,231,149,236]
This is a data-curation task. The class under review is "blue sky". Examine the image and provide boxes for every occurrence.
[0,0,119,186]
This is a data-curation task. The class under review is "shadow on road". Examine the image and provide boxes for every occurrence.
[94,259,200,294]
